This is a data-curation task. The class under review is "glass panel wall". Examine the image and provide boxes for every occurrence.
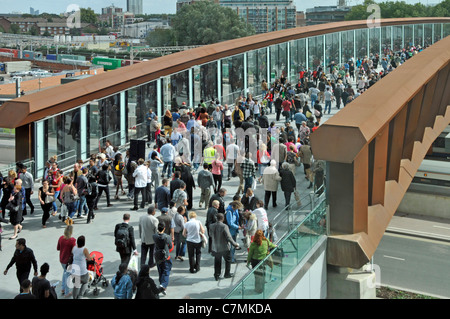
[247,48,268,98]
[424,24,433,47]
[125,81,158,141]
[98,94,121,148]
[393,25,403,51]
[369,27,380,57]
[162,70,189,112]
[342,30,354,63]
[193,62,218,107]
[404,24,413,48]
[381,26,392,55]
[270,43,287,82]
[414,24,424,47]
[222,54,244,105]
[308,35,324,70]
[325,32,339,68]
[45,108,81,169]
[355,28,368,59]
[444,23,450,37]
[434,23,442,42]
[289,38,306,84]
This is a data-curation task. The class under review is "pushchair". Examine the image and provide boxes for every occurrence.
[86,251,109,296]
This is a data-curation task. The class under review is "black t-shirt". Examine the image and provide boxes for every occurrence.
[14,293,37,299]
[31,276,51,299]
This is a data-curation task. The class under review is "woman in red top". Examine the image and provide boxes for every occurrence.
[257,143,271,182]
[50,169,63,216]
[57,225,76,297]
[211,154,224,194]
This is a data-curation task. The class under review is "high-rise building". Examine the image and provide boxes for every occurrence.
[127,0,143,15]
[305,5,351,26]
[219,0,297,34]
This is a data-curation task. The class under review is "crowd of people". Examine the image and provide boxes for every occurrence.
[0,44,420,299]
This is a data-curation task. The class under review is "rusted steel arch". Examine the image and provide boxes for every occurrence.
[0,17,449,128]
[309,35,450,269]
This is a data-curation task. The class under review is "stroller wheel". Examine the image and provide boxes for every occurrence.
[93,288,99,296]
[103,279,109,287]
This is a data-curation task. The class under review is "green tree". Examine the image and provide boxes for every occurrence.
[171,1,255,46]
[80,7,98,25]
[29,25,40,36]
[10,24,20,34]
[146,28,176,47]
[345,0,437,20]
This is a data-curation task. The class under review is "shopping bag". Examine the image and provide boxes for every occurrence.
[200,232,208,248]
[128,254,139,273]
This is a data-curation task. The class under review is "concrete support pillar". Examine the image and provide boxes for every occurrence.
[327,264,376,299]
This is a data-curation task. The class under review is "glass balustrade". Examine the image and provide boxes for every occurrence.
[225,195,327,299]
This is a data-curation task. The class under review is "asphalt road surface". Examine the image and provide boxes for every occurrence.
[373,232,450,298]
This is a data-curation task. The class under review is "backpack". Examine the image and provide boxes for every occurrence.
[83,182,93,196]
[154,234,168,264]
[115,224,130,249]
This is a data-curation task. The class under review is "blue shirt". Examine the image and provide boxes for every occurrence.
[155,186,171,210]
[172,112,180,122]
[294,112,307,124]
[160,143,176,162]
[225,205,240,236]
[186,119,196,132]
[111,274,133,299]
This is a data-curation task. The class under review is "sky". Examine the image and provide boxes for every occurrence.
[1,0,441,15]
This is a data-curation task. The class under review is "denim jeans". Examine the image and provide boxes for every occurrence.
[61,263,70,295]
[244,177,254,194]
[157,258,172,289]
[76,195,88,216]
[66,202,76,218]
[230,233,238,262]
[162,161,173,177]
[52,190,60,212]
[174,232,186,257]
[311,94,318,107]
[325,100,332,114]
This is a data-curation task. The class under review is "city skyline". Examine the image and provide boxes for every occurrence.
[3,0,438,15]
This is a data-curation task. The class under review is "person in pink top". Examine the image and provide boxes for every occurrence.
[57,225,76,297]
[211,154,224,194]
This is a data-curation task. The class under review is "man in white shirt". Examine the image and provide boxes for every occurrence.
[324,87,334,114]
[131,158,150,211]
[160,140,176,178]
[226,141,239,181]
[253,200,269,237]
[252,99,261,121]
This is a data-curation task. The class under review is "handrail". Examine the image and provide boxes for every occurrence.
[310,35,450,269]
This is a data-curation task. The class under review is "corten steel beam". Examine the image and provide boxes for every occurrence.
[0,18,449,129]
[310,34,450,269]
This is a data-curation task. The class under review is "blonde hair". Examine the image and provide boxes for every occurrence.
[189,211,197,219]
[8,169,17,179]
[64,225,73,239]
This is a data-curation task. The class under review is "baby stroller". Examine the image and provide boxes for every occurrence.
[86,251,109,296]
